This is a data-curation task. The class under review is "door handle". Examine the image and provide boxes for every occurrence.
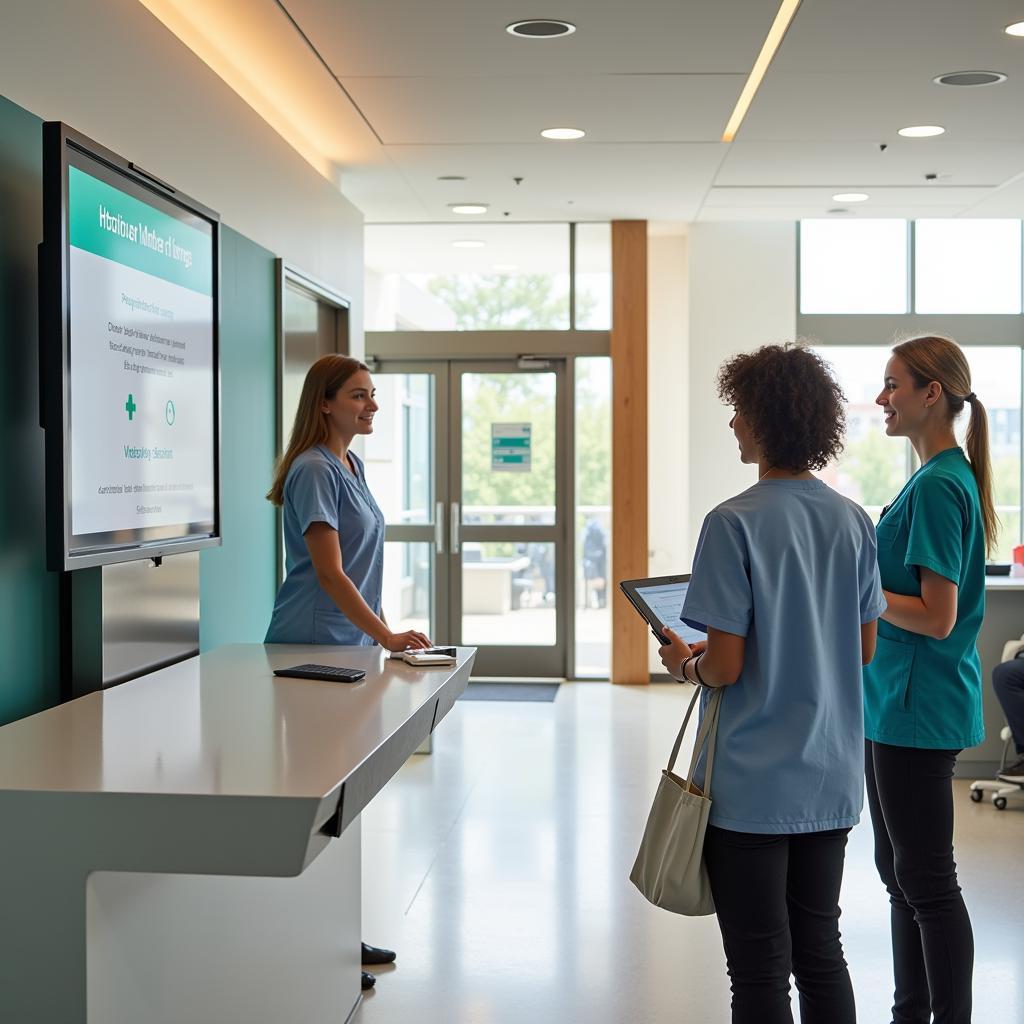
[450,502,461,555]
[435,501,445,555]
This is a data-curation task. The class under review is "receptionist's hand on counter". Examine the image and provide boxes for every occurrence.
[383,630,432,653]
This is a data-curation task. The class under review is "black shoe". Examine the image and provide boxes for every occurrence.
[997,756,1024,784]
[361,941,397,965]
[361,971,376,991]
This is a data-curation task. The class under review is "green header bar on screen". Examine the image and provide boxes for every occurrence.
[68,166,213,296]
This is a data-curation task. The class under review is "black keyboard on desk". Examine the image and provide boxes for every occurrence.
[273,664,367,683]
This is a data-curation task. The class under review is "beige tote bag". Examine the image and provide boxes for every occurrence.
[629,684,723,917]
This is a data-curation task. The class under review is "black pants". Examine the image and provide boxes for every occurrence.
[865,740,974,1024]
[992,657,1024,753]
[703,825,855,1024]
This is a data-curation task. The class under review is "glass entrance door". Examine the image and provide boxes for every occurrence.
[364,359,569,677]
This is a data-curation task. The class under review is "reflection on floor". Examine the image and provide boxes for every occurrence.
[357,683,1024,1024]
[394,606,612,676]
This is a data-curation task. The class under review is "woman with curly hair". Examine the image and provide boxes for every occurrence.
[864,336,991,1024]
[659,344,885,1024]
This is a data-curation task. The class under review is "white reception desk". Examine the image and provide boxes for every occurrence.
[0,643,475,1024]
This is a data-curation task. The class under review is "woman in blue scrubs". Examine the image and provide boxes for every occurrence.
[865,335,994,1024]
[266,354,431,991]
[660,344,885,1024]
[266,354,431,653]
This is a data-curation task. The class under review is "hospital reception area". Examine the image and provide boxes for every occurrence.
[4,3,1024,1023]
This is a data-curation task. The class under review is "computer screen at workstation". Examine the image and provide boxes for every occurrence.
[40,122,221,570]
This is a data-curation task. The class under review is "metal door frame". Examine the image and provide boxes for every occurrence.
[369,361,452,644]
[368,330,608,679]
[449,358,569,677]
[369,356,575,677]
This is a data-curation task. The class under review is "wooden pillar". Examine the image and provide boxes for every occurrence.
[610,221,649,684]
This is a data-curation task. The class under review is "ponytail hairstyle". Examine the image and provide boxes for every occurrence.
[266,355,369,507]
[891,335,997,556]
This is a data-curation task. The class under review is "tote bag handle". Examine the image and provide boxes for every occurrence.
[665,684,723,792]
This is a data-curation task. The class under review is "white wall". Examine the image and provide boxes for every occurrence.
[687,222,798,553]
[647,232,689,672]
[0,0,364,347]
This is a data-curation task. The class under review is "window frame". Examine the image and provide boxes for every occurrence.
[796,221,1024,562]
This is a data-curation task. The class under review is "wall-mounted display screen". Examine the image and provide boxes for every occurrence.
[42,123,221,570]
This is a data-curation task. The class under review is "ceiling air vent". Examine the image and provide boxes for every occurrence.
[506,19,576,38]
[934,71,1006,87]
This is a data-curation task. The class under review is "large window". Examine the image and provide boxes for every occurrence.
[914,220,1022,314]
[800,220,909,314]
[812,346,910,521]
[365,223,611,331]
[802,219,1024,562]
[800,218,1024,316]
[811,344,1021,561]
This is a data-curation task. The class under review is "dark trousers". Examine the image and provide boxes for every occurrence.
[703,825,855,1024]
[865,740,974,1024]
[992,657,1024,753]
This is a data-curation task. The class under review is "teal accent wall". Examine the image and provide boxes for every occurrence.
[0,94,279,724]
[199,227,278,649]
[0,95,62,726]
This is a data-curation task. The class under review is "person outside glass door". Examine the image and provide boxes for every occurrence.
[865,335,993,1024]
[266,354,432,990]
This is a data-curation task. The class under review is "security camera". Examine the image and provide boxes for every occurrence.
[879,143,888,152]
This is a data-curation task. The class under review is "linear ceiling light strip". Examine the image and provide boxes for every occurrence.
[721,0,802,143]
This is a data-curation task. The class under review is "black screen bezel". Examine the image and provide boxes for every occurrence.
[41,122,222,571]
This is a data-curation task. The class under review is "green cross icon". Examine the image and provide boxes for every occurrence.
[125,394,137,421]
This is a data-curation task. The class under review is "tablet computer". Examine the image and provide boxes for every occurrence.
[619,574,708,646]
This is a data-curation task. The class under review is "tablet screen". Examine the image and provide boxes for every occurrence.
[634,580,707,645]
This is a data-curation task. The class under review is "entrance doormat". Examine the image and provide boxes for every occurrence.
[459,682,560,703]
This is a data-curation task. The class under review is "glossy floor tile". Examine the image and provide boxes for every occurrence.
[357,683,1024,1023]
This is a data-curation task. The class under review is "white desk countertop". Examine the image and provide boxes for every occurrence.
[0,643,475,800]
[985,576,1024,592]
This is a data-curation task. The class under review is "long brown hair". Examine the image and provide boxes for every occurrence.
[266,355,369,506]
[891,335,997,556]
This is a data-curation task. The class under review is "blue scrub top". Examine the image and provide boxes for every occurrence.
[265,445,385,645]
[682,479,885,834]
[863,447,986,750]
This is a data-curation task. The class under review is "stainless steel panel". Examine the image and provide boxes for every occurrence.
[100,552,200,687]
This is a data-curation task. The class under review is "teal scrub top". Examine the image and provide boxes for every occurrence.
[863,447,986,750]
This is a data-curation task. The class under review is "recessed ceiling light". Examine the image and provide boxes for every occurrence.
[1005,21,1024,36]
[506,19,576,38]
[934,70,1006,87]
[448,203,489,215]
[437,175,467,181]
[452,240,485,249]
[832,192,869,202]
[541,127,585,140]
[492,263,518,271]
[827,208,852,215]
[898,125,945,138]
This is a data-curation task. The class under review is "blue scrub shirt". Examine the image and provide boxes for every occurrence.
[265,445,385,645]
[863,447,986,750]
[682,479,886,834]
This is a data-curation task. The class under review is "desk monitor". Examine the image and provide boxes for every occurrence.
[40,122,221,570]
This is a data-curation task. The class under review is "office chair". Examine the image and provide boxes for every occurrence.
[969,634,1024,811]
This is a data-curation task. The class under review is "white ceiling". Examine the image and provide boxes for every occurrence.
[210,0,1024,222]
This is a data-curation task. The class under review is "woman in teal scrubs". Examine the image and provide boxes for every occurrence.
[865,335,995,1024]
[266,354,431,992]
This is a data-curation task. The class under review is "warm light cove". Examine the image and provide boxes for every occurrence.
[721,0,802,143]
